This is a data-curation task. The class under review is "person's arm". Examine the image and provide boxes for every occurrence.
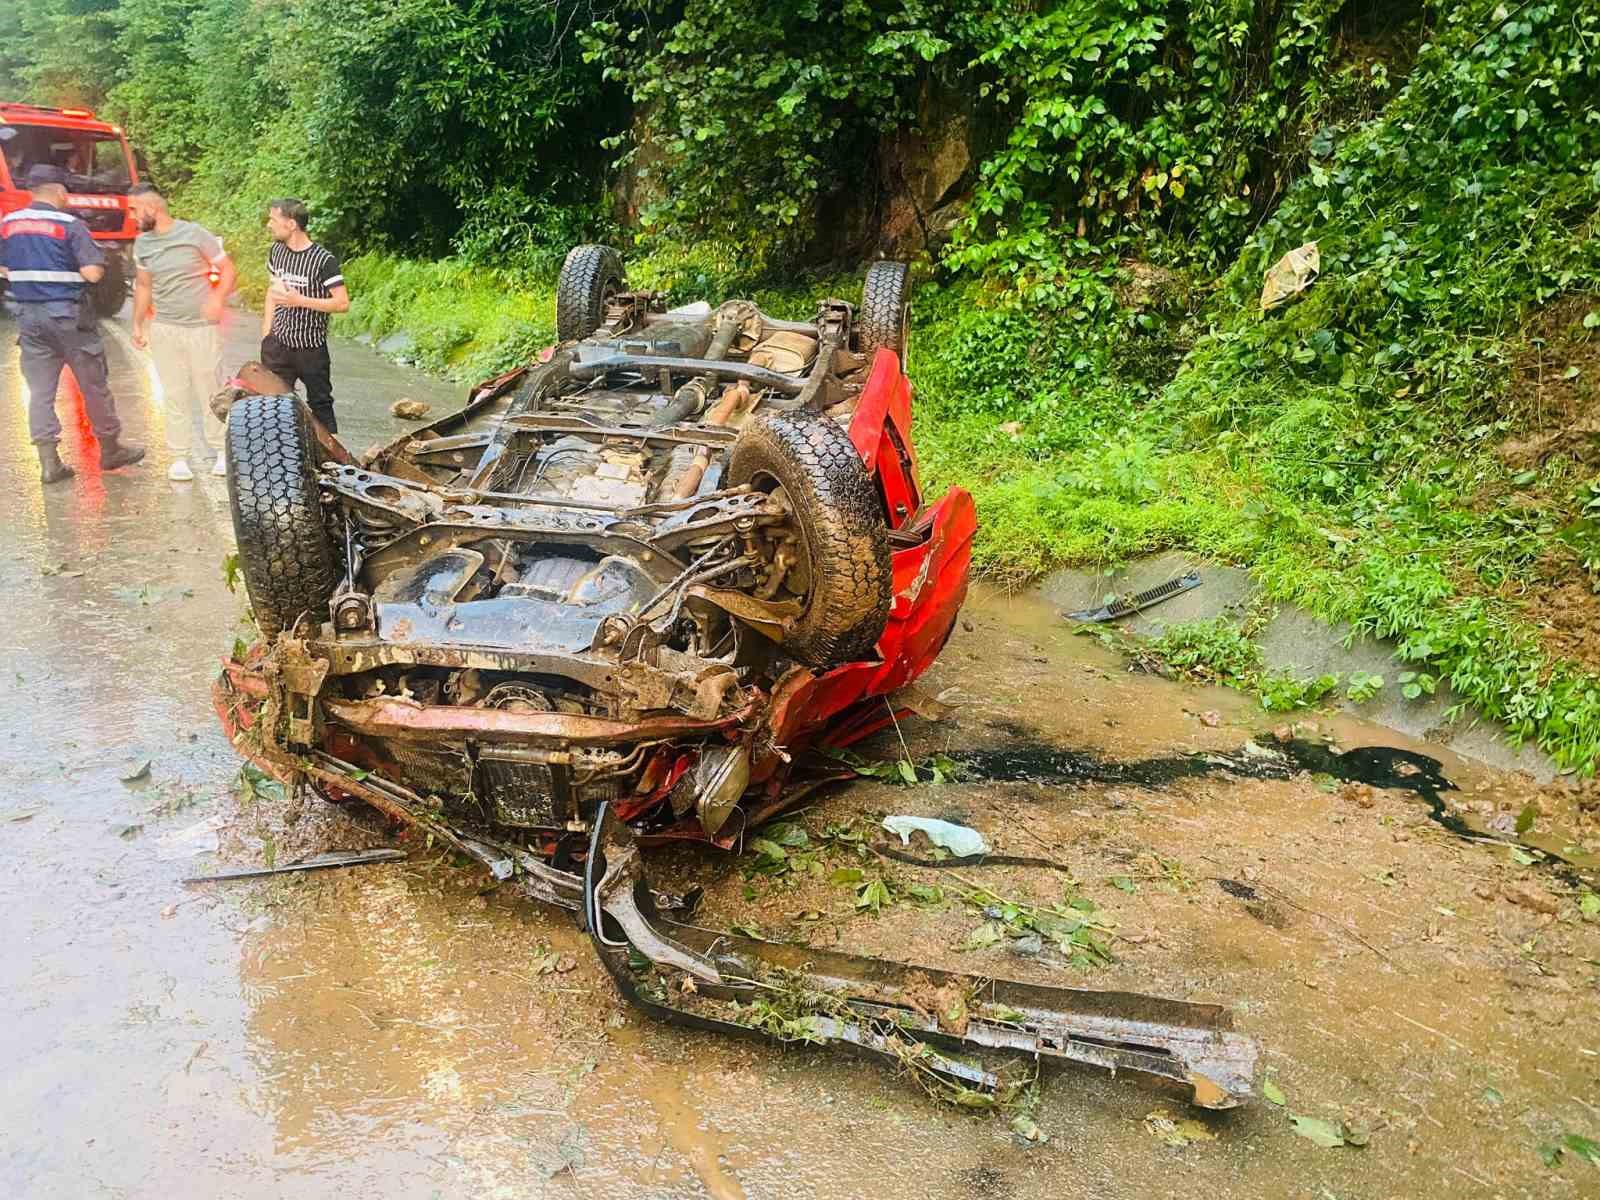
[269,252,349,315]
[261,260,277,338]
[68,221,105,283]
[272,284,348,315]
[324,255,349,313]
[131,266,154,348]
[203,253,236,324]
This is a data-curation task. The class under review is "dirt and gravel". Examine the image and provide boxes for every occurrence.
[3,303,1598,1199]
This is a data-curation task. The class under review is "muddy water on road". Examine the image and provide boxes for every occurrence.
[3,316,1597,1197]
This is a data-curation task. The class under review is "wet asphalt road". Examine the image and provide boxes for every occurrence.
[0,305,466,1195]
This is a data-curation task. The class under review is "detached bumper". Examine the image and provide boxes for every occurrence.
[214,663,1259,1110]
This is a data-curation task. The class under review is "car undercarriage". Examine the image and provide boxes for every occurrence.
[214,248,1259,1108]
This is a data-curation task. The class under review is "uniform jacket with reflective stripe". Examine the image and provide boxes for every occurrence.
[0,204,103,304]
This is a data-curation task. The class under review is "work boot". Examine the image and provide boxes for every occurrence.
[38,442,74,486]
[98,435,146,471]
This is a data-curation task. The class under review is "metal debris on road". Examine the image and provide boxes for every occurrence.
[184,847,407,884]
[1065,571,1202,623]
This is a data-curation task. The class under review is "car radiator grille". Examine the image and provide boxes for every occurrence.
[380,740,473,798]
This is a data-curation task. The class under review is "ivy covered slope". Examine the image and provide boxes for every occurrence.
[914,2,1600,765]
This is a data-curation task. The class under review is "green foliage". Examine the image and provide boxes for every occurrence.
[944,0,1354,290]
[594,0,1390,283]
[0,0,123,107]
[1345,671,1384,703]
[1148,617,1262,683]
[299,0,624,253]
[5,0,622,268]
[910,1,1600,767]
[587,0,943,263]
[953,879,1114,969]
[1134,616,1342,713]
[341,253,559,379]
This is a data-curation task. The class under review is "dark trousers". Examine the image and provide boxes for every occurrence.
[18,306,122,445]
[260,334,337,433]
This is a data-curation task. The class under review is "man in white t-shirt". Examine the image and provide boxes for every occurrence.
[129,185,237,481]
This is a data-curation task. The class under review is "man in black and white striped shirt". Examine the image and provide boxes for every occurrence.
[261,198,350,432]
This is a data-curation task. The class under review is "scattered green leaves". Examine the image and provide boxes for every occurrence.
[1540,1134,1600,1169]
[855,878,893,914]
[952,881,1114,968]
[1288,1113,1367,1149]
[823,747,962,786]
[959,922,1004,952]
[236,763,286,805]
[1345,672,1384,704]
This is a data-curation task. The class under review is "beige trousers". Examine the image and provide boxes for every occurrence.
[150,321,224,456]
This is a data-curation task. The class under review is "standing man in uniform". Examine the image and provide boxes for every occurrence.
[260,198,349,433]
[128,184,237,481]
[0,164,145,484]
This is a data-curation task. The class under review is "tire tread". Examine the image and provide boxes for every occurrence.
[556,244,625,342]
[729,412,892,665]
[226,395,341,639]
[859,260,910,359]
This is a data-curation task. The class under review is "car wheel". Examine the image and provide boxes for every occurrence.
[89,248,128,318]
[556,244,626,342]
[728,411,892,666]
[858,260,910,362]
[226,394,342,639]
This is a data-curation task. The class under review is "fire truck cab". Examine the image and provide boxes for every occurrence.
[0,102,143,317]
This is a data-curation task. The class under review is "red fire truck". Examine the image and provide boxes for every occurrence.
[0,101,145,317]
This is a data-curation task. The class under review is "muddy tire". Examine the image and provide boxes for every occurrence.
[858,260,910,361]
[556,244,626,342]
[729,412,892,665]
[89,248,128,318]
[226,394,341,639]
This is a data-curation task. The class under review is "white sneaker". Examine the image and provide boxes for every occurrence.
[212,454,228,477]
[168,458,194,482]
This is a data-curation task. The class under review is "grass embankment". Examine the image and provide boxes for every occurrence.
[322,10,1600,768]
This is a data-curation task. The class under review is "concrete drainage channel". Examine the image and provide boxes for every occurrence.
[1041,552,1558,782]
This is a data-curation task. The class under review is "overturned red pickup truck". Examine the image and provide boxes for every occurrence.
[215,249,1256,1107]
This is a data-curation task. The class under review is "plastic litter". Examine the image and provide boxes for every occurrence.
[881,815,989,857]
[1260,242,1320,311]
